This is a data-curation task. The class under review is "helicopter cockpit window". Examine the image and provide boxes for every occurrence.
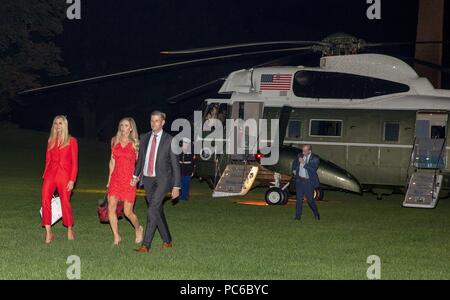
[383,122,400,142]
[293,71,409,99]
[310,119,342,137]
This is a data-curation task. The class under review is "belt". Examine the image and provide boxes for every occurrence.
[298,177,309,180]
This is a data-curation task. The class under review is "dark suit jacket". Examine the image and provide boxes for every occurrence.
[291,153,320,188]
[134,131,181,189]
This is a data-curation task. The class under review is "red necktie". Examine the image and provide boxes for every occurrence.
[147,134,157,176]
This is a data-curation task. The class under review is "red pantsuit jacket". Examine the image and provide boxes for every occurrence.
[43,137,78,182]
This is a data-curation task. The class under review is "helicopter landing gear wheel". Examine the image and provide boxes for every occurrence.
[265,187,286,205]
[281,189,289,205]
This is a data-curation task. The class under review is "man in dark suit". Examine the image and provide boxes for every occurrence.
[291,144,320,221]
[132,111,181,253]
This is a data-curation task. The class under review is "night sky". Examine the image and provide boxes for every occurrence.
[12,0,449,141]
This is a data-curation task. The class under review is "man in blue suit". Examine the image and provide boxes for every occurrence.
[291,144,320,221]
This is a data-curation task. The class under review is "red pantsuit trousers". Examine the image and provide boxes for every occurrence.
[41,175,74,227]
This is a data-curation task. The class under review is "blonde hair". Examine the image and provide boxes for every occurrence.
[113,117,139,152]
[48,115,71,149]
[151,110,166,120]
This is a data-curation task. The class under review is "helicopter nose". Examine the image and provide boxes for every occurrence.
[317,160,362,194]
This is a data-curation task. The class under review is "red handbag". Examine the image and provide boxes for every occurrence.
[97,195,125,224]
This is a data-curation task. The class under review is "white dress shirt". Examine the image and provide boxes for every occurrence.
[143,130,162,177]
[299,154,310,179]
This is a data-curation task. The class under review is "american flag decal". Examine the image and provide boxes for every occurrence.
[260,73,292,91]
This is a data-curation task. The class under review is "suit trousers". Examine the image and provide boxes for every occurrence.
[180,176,191,201]
[142,176,172,247]
[41,177,74,226]
[295,179,320,219]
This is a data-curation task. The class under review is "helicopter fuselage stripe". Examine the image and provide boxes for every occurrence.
[283,139,450,149]
[200,138,450,149]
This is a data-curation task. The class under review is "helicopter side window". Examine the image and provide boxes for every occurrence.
[293,72,315,97]
[286,120,302,139]
[383,122,400,142]
[366,78,409,97]
[318,72,366,99]
[431,125,446,139]
[310,119,342,137]
[293,70,409,99]
[293,71,366,99]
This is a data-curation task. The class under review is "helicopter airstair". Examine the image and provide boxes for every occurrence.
[211,112,261,197]
[212,160,259,197]
[403,138,446,208]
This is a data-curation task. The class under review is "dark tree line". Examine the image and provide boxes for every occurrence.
[0,0,67,117]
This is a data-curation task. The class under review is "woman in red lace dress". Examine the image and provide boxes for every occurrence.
[107,118,143,245]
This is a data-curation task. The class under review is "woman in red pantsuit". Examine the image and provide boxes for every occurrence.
[42,115,78,244]
[107,117,143,245]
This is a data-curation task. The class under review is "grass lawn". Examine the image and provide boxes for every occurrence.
[1,125,450,279]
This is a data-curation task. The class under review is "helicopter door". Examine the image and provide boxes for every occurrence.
[416,112,447,139]
[230,102,264,159]
[414,111,447,168]
[212,102,263,197]
[243,102,264,154]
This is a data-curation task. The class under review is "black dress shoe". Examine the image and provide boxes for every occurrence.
[294,217,301,221]
[315,215,320,221]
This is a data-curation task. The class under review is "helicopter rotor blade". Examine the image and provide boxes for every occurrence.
[18,46,315,95]
[160,41,328,55]
[252,50,315,68]
[167,50,316,104]
[167,78,226,104]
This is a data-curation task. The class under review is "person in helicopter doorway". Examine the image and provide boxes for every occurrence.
[291,144,320,221]
[179,138,196,202]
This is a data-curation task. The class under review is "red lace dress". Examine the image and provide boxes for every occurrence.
[107,142,137,203]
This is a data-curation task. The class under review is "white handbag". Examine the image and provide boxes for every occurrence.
[40,195,63,225]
